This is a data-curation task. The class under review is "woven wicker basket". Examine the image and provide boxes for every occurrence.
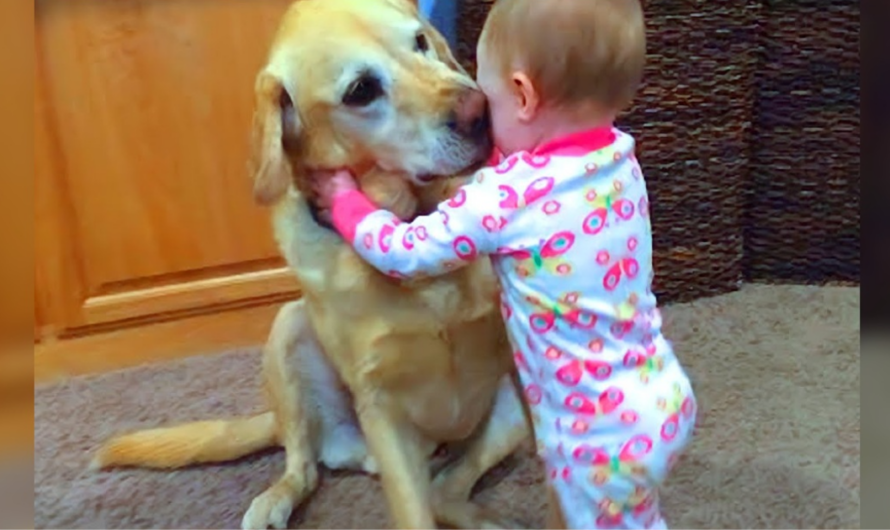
[457,0,760,303]
[745,0,860,284]
[456,0,860,302]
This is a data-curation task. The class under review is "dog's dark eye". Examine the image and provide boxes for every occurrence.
[342,74,384,107]
[414,33,429,53]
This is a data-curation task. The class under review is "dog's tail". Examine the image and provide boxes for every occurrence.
[90,411,277,470]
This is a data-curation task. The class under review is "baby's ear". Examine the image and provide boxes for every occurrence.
[511,71,541,123]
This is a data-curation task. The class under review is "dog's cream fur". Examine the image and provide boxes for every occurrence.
[92,1,533,528]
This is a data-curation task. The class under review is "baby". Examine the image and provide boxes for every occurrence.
[312,0,696,528]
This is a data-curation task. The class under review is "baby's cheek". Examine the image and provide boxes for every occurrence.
[487,104,527,155]
[490,118,514,154]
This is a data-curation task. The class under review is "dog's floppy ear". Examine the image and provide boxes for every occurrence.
[389,0,418,10]
[425,25,467,75]
[249,69,302,206]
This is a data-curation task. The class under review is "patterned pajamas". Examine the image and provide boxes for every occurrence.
[331,126,697,529]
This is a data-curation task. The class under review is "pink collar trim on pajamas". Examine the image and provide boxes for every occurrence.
[486,148,504,167]
[532,124,617,157]
[484,125,617,167]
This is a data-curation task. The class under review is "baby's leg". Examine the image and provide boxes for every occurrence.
[554,478,666,530]
[547,363,697,529]
[607,486,666,530]
[549,418,694,529]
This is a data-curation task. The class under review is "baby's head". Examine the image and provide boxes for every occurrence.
[477,0,646,154]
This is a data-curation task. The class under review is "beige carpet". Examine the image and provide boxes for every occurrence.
[34,284,861,529]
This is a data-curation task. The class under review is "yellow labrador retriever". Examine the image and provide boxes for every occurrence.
[93,0,532,528]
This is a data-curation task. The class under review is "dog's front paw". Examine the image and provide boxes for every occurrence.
[241,483,297,530]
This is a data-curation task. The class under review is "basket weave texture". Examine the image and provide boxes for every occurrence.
[746,0,860,284]
[455,0,860,304]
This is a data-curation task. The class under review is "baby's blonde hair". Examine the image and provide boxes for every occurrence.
[479,0,646,111]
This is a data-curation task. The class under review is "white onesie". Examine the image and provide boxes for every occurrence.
[331,126,697,529]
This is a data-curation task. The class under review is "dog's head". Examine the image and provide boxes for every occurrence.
[250,0,492,206]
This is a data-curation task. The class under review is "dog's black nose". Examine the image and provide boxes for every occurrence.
[469,112,490,142]
[447,88,490,140]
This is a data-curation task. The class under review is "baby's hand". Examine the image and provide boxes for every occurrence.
[309,168,359,211]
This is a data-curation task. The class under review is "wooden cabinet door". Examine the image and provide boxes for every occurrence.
[35,0,299,336]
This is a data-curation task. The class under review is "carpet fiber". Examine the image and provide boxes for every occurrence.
[35,284,861,529]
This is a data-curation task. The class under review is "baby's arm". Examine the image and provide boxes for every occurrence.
[330,173,500,279]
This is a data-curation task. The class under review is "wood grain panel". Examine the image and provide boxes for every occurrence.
[35,0,297,332]
[35,301,284,385]
[82,266,297,324]
[35,30,87,334]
